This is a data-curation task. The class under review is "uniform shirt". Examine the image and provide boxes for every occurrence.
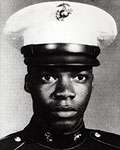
[0,117,120,150]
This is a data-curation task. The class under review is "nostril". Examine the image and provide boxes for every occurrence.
[53,90,76,100]
[69,94,76,99]
[54,94,67,100]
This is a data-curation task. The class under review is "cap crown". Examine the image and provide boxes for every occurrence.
[3,1,117,50]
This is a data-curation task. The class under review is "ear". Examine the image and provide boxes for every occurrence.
[24,74,31,93]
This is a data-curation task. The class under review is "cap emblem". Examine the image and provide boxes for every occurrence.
[56,3,72,21]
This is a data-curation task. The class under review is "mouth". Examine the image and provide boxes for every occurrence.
[51,107,77,118]
[52,111,77,118]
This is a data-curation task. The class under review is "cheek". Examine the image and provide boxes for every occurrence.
[73,82,92,107]
[38,84,55,104]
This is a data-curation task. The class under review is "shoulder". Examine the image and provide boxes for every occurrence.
[0,131,25,150]
[88,129,120,149]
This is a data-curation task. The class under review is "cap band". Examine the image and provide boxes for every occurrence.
[21,44,100,66]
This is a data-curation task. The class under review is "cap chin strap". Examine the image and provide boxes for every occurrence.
[24,55,100,66]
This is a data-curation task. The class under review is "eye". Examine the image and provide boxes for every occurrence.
[41,74,57,83]
[72,74,88,83]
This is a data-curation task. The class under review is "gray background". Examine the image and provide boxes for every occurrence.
[0,0,120,138]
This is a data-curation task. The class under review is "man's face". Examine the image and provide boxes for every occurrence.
[26,66,93,133]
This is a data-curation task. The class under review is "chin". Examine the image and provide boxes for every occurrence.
[50,120,78,133]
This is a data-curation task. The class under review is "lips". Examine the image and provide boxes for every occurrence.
[52,111,77,118]
[50,107,77,118]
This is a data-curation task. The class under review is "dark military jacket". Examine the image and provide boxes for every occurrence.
[0,117,120,150]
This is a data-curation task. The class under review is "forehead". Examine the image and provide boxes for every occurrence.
[28,65,92,73]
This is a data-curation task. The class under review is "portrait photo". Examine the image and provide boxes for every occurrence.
[0,0,120,149]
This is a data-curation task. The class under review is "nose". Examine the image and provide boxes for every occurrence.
[52,75,76,100]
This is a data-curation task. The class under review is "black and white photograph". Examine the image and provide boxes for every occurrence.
[0,0,120,149]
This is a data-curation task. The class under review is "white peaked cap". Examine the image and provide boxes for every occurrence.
[3,1,117,50]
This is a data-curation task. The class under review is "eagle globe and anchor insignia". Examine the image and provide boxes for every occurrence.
[56,3,73,21]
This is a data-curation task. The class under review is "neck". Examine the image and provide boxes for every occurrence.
[28,115,84,135]
[23,115,87,148]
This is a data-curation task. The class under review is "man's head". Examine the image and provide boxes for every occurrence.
[3,1,117,133]
[25,65,93,133]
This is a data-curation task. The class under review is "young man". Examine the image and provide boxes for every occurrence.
[1,1,120,149]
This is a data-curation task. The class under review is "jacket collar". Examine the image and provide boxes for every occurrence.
[23,116,88,148]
